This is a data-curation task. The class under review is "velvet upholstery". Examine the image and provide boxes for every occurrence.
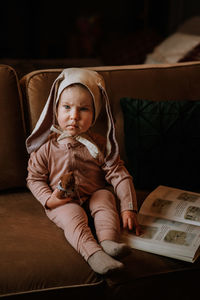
[0,65,27,190]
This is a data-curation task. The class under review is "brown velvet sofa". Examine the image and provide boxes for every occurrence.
[1,62,200,300]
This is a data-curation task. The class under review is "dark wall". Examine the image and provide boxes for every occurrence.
[0,0,200,64]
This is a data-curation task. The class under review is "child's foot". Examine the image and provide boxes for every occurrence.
[100,240,131,257]
[87,250,124,275]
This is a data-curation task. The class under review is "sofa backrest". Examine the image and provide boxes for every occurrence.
[20,62,200,163]
[0,65,27,190]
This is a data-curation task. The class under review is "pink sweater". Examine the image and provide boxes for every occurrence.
[27,132,137,212]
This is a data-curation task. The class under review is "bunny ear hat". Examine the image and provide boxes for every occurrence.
[26,68,119,167]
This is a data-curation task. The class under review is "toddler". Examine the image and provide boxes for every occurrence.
[26,68,140,275]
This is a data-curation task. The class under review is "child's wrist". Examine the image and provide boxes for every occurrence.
[45,200,50,209]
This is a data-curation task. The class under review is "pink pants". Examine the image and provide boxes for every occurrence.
[46,189,120,261]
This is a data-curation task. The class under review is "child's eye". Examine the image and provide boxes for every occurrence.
[80,107,89,111]
[63,105,70,109]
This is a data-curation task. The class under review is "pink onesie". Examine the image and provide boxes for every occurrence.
[27,131,137,260]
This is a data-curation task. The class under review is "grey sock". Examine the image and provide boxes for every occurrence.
[87,250,124,275]
[100,240,131,257]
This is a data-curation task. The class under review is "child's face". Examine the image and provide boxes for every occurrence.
[57,85,94,136]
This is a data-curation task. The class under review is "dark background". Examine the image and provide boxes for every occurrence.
[1,0,200,67]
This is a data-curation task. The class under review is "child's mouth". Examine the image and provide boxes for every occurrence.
[67,125,78,129]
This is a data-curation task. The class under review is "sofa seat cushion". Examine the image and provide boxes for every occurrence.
[0,190,104,298]
[106,249,200,300]
[1,191,200,300]
[120,97,200,191]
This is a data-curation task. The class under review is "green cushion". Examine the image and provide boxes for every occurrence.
[120,98,200,190]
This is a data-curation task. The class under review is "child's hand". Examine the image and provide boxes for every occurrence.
[45,189,72,209]
[121,210,141,236]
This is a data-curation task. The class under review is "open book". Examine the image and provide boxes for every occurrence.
[121,185,200,262]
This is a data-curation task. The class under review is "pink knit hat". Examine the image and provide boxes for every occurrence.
[26,68,119,166]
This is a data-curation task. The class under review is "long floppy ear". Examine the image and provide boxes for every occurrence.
[98,85,119,167]
[26,75,64,154]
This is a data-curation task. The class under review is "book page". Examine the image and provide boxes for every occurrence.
[121,214,200,262]
[140,185,200,226]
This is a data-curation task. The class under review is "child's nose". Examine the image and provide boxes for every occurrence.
[70,108,79,120]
